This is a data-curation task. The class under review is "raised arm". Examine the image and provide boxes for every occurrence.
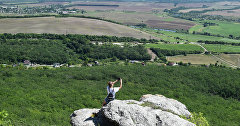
[112,79,119,85]
[119,78,122,90]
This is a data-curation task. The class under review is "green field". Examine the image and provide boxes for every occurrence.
[0,65,240,126]
[141,28,240,43]
[189,24,204,33]
[145,43,203,51]
[190,21,240,38]
[203,44,240,53]
[202,21,240,38]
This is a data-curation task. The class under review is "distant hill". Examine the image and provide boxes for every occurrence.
[1,0,240,4]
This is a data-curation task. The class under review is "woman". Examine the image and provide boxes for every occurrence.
[102,78,122,107]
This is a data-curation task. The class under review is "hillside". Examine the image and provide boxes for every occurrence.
[0,0,240,126]
[0,65,239,126]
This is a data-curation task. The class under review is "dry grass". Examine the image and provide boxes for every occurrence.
[219,54,240,67]
[167,54,224,65]
[145,20,195,30]
[68,1,174,12]
[0,17,156,39]
[167,54,240,67]
[204,9,240,17]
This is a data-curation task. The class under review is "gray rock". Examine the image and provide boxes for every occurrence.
[103,100,156,126]
[70,94,195,126]
[140,94,191,117]
[70,109,99,126]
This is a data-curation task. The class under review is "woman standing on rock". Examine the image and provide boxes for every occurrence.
[102,78,122,106]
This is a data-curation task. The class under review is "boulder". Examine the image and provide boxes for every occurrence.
[70,109,99,126]
[140,94,191,117]
[70,94,195,126]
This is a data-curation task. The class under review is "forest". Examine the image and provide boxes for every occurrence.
[0,33,156,64]
[151,48,202,56]
[0,65,239,126]
[198,40,240,46]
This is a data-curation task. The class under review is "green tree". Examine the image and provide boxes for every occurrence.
[0,110,12,126]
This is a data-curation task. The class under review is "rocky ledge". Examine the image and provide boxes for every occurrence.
[70,94,195,126]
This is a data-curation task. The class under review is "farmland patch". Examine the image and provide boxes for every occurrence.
[0,17,155,39]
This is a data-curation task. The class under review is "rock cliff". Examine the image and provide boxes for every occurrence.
[70,94,195,126]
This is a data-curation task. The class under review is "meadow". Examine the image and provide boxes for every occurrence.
[145,43,203,52]
[0,65,239,126]
[203,44,240,53]
[142,28,240,43]
[196,21,240,38]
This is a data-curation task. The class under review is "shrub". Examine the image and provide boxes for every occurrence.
[181,112,209,126]
[0,110,12,126]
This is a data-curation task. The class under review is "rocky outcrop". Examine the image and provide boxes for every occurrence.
[70,94,195,126]
[140,94,191,117]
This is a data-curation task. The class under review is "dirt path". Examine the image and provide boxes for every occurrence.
[190,42,207,54]
[211,54,239,68]
[147,48,157,61]
[192,42,239,68]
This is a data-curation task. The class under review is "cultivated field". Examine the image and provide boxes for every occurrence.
[203,44,240,53]
[0,1,196,31]
[81,11,195,30]
[68,1,174,12]
[143,28,240,43]
[0,17,155,39]
[200,21,240,37]
[145,43,203,52]
[219,54,240,67]
[204,9,240,17]
[65,1,195,30]
[176,3,213,8]
[167,54,225,65]
[145,19,194,30]
[178,1,240,13]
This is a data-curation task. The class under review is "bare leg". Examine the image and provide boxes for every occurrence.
[102,100,107,107]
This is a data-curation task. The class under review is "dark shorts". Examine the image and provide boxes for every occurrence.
[105,97,115,104]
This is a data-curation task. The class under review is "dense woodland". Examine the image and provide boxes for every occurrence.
[0,33,157,43]
[0,33,157,64]
[198,40,240,46]
[151,48,202,56]
[0,65,239,126]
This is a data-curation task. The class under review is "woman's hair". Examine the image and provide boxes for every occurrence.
[108,81,113,87]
